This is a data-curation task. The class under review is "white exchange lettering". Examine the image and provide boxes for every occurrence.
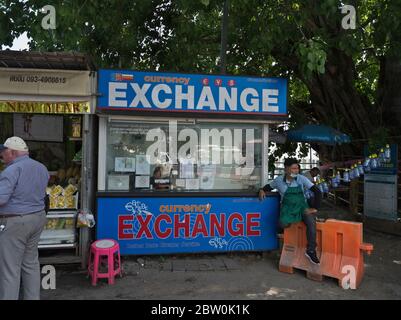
[262,89,279,112]
[130,83,152,108]
[240,88,259,112]
[196,86,217,110]
[151,84,172,109]
[219,87,237,111]
[175,85,195,109]
[107,82,282,113]
[109,82,127,107]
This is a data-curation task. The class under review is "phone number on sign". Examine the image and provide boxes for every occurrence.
[26,76,67,84]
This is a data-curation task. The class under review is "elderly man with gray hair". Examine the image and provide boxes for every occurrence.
[0,137,49,300]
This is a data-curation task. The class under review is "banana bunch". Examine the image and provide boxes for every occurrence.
[44,218,72,230]
[55,166,81,186]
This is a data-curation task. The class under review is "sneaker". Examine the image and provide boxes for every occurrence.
[305,250,320,265]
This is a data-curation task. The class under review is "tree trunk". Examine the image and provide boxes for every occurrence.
[380,56,401,128]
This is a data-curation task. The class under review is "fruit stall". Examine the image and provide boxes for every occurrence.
[0,51,97,265]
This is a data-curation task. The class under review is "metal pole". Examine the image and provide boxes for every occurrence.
[219,0,229,74]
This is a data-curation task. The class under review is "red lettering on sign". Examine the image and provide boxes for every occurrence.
[191,214,208,237]
[246,213,261,236]
[154,214,172,239]
[227,213,244,236]
[174,214,190,238]
[117,211,262,240]
[118,215,134,239]
[136,215,153,239]
[210,213,226,237]
[214,79,222,86]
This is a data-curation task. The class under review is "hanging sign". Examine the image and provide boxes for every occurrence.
[0,101,91,114]
[97,69,287,117]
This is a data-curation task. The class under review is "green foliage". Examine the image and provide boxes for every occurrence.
[368,126,391,154]
[298,39,327,77]
[2,0,401,160]
[0,0,28,46]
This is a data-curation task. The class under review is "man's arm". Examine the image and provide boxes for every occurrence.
[261,183,273,193]
[298,174,322,209]
[309,185,322,209]
[0,170,19,206]
[259,178,279,199]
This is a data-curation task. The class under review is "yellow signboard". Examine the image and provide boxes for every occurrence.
[0,68,91,96]
[0,101,91,114]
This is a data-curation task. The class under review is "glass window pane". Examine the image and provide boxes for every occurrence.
[105,120,262,192]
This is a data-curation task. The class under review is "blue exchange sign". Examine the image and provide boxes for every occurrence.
[97,69,287,116]
[97,196,280,255]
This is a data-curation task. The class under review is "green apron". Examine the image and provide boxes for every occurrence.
[280,185,309,225]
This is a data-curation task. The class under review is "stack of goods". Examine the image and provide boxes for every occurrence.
[46,184,78,210]
[44,217,75,230]
[57,166,81,186]
[324,144,392,191]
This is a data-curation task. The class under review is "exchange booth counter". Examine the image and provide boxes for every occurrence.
[95,69,288,256]
[96,190,280,255]
[96,117,281,255]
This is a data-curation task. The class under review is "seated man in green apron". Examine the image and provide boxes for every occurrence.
[259,158,322,264]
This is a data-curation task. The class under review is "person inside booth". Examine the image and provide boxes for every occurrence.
[302,167,320,183]
[259,158,322,265]
[150,166,170,190]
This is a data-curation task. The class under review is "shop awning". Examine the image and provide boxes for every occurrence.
[286,124,351,145]
[0,50,96,70]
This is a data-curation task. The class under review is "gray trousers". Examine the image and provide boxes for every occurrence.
[0,211,46,300]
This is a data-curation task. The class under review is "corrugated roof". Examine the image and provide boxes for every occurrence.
[0,50,96,70]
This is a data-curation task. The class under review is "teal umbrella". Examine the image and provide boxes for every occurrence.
[286,124,351,145]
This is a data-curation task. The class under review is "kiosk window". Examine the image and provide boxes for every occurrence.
[105,121,262,191]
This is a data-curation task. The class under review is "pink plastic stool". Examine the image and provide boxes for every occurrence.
[88,239,122,286]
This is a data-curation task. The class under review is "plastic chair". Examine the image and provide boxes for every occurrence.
[88,239,122,286]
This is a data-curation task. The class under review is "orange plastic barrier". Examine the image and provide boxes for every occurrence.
[279,219,373,289]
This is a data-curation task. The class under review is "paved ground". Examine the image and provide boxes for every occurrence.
[40,202,401,300]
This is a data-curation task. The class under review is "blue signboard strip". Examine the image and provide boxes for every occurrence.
[97,69,287,116]
[96,197,280,255]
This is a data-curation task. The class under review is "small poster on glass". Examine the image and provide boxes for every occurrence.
[115,157,136,172]
[108,175,130,190]
[136,155,151,175]
[135,175,150,188]
[198,164,216,189]
[180,156,195,179]
[176,179,186,188]
[185,178,200,190]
